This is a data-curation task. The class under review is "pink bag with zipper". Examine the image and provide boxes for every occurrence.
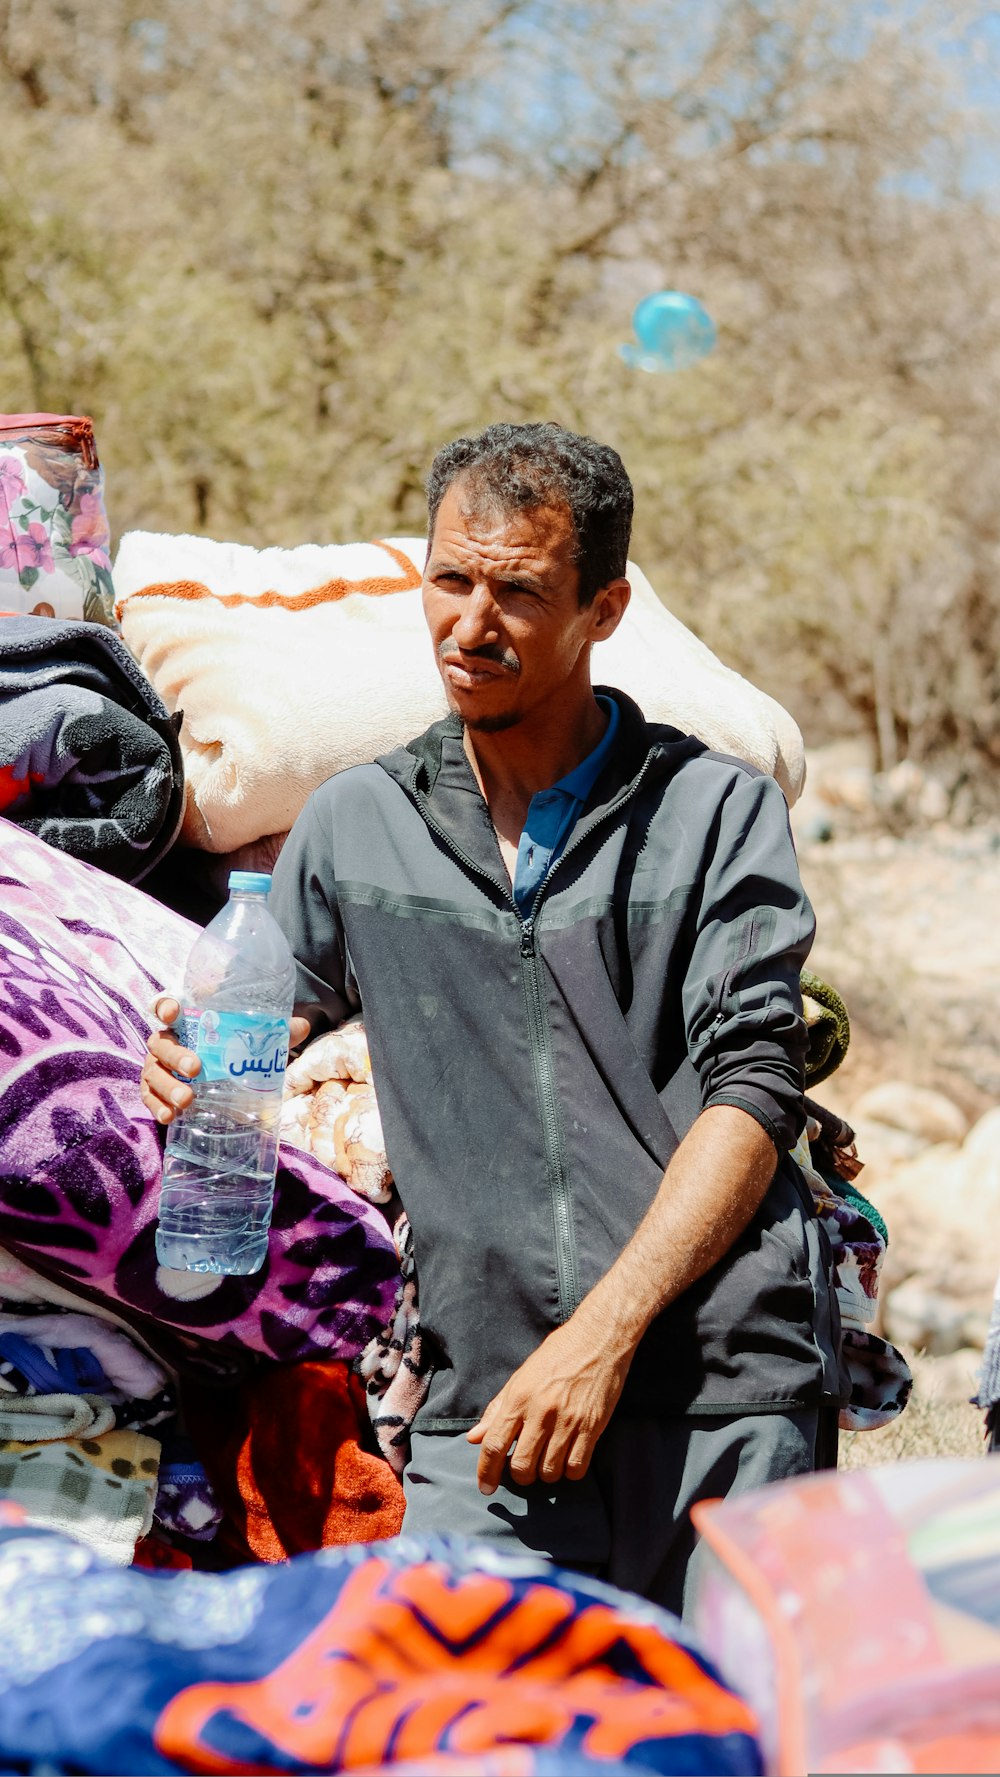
[0,413,117,625]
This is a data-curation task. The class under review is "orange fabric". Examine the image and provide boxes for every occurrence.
[114,540,421,620]
[155,1556,759,1775]
[182,1360,404,1563]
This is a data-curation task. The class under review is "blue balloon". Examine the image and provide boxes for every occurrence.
[619,290,716,372]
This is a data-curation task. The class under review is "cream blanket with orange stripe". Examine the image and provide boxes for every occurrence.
[114,530,805,853]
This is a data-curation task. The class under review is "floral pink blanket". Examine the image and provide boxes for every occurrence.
[0,819,399,1373]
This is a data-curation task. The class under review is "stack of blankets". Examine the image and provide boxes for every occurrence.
[0,816,406,1566]
[0,1242,195,1565]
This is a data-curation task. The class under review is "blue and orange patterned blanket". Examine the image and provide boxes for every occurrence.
[0,1514,761,1775]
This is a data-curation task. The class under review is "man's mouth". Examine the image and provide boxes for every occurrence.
[439,649,518,691]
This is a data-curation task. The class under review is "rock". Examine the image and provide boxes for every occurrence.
[962,1307,993,1349]
[911,1348,984,1405]
[850,1081,969,1146]
[883,1280,969,1356]
[851,1116,936,1178]
[882,759,924,808]
[918,778,951,823]
[874,1113,1000,1362]
[961,1106,1000,1170]
[800,813,835,845]
[817,764,877,816]
[879,761,951,825]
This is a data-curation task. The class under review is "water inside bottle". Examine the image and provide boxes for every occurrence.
[156,873,296,1275]
[156,1094,280,1275]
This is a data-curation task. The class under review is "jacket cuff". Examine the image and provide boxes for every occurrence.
[703,1090,801,1152]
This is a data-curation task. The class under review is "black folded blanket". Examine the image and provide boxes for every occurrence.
[0,615,184,881]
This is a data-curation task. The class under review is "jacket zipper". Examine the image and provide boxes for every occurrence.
[518,913,578,1320]
[413,748,660,1325]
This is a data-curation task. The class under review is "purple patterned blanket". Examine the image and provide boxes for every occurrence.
[0,818,399,1372]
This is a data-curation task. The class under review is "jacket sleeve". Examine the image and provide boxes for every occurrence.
[681,767,815,1151]
[268,790,362,1035]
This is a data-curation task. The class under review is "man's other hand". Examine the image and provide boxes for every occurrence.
[466,1312,630,1494]
[139,996,310,1126]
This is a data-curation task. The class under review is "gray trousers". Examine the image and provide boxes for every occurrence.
[403,1407,835,1620]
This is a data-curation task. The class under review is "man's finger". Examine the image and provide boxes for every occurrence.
[564,1432,596,1483]
[476,1434,518,1497]
[506,1413,552,1488]
[471,1409,523,1496]
[146,1029,200,1077]
[537,1423,576,1486]
[144,1060,195,1115]
[289,1015,311,1050]
[152,996,180,1024]
[139,1077,174,1125]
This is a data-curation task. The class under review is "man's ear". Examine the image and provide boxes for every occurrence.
[587,576,631,644]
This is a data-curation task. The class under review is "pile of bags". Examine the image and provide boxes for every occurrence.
[1,414,184,882]
[0,407,950,1774]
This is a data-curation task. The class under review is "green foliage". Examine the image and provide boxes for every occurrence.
[1,0,997,787]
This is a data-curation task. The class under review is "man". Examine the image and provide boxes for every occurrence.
[142,421,839,1616]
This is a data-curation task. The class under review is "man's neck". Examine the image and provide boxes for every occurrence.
[462,685,608,819]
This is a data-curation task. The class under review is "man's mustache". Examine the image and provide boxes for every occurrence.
[438,642,520,675]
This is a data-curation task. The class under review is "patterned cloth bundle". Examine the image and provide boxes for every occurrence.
[0,819,409,1566]
[113,528,805,856]
[279,1024,434,1470]
[975,1267,1000,1445]
[0,1512,763,1776]
[280,1023,393,1203]
[0,1242,175,1563]
[790,1108,912,1432]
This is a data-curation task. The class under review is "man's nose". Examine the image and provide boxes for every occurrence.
[451,583,500,650]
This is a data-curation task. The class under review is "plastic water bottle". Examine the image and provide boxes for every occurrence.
[156,871,296,1275]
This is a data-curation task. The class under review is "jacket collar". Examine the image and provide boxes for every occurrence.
[375,689,705,906]
[380,686,700,804]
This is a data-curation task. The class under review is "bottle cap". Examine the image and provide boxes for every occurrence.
[228,870,272,894]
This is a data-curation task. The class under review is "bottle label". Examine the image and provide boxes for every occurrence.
[183,1008,290,1090]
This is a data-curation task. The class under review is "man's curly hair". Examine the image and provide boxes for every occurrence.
[426,421,633,607]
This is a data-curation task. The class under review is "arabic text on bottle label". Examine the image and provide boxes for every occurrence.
[183,1009,291,1089]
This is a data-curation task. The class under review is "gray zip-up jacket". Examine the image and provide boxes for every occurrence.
[269,688,839,1431]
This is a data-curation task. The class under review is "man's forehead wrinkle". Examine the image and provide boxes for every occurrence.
[431,526,571,580]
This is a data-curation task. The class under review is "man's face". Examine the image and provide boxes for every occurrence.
[422,478,625,733]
